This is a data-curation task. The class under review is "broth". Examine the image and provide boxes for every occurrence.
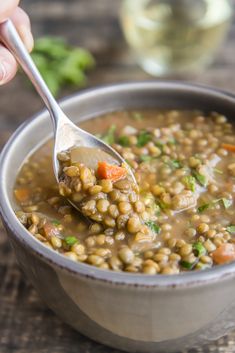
[14,109,235,275]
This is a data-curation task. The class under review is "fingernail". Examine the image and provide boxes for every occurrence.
[19,25,34,52]
[0,61,9,85]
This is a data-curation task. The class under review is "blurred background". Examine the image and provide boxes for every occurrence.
[0,0,235,138]
[1,1,235,353]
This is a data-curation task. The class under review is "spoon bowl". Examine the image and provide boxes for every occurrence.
[0,20,136,213]
[51,110,128,181]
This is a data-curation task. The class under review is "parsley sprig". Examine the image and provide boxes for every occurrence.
[30,37,95,96]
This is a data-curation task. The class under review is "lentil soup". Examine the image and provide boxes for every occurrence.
[14,110,235,275]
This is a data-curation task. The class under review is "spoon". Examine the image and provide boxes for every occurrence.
[0,20,136,210]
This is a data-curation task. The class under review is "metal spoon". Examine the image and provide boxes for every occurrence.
[0,20,136,210]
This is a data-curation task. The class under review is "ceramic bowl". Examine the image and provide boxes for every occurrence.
[1,81,235,353]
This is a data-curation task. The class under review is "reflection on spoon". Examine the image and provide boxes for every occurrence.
[68,146,119,169]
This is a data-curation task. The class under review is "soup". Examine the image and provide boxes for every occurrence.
[14,109,235,275]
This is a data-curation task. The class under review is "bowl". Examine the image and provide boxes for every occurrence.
[1,81,235,353]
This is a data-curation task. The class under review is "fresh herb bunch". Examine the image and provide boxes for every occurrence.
[30,36,95,96]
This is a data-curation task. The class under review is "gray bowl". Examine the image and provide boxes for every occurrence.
[1,81,235,353]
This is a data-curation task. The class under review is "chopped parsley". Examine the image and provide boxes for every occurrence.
[52,219,61,226]
[198,203,210,213]
[118,135,130,147]
[221,198,232,209]
[155,141,164,149]
[137,131,151,147]
[193,171,208,187]
[180,260,197,270]
[182,175,196,192]
[226,225,235,234]
[140,155,154,162]
[198,198,232,213]
[145,221,161,234]
[64,236,78,246]
[157,200,168,210]
[168,137,177,145]
[167,159,182,169]
[193,242,207,257]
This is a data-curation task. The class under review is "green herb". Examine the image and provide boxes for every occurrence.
[30,37,95,96]
[52,220,61,226]
[226,225,235,234]
[155,141,164,149]
[217,197,230,207]
[137,131,151,147]
[182,175,196,192]
[145,221,161,234]
[198,203,210,213]
[64,236,78,246]
[221,198,233,209]
[132,112,143,121]
[171,160,181,168]
[198,198,232,213]
[140,155,153,162]
[193,172,208,187]
[102,125,116,145]
[168,138,177,145]
[118,135,130,147]
[180,260,197,270]
[158,200,168,210]
[193,242,207,257]
[214,168,223,175]
[167,159,182,169]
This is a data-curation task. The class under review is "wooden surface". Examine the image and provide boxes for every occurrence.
[1,1,235,352]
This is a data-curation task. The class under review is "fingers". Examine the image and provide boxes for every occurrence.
[10,7,34,52]
[0,0,20,22]
[0,45,17,85]
[0,5,34,84]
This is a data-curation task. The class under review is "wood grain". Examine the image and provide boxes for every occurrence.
[1,1,235,352]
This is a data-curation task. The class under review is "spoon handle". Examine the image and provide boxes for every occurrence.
[0,19,63,130]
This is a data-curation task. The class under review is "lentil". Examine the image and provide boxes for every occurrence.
[14,109,235,275]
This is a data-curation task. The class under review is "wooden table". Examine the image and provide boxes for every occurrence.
[1,1,235,352]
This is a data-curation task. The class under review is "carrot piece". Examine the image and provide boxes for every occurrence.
[221,143,235,152]
[97,161,127,182]
[212,243,235,265]
[14,188,30,203]
[43,223,60,238]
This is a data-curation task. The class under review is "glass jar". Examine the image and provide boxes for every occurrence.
[120,0,232,76]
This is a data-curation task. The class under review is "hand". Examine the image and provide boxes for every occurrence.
[0,0,33,85]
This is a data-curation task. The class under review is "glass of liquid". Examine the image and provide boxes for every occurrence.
[120,0,232,76]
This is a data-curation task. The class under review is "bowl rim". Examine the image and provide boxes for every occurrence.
[1,80,235,288]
